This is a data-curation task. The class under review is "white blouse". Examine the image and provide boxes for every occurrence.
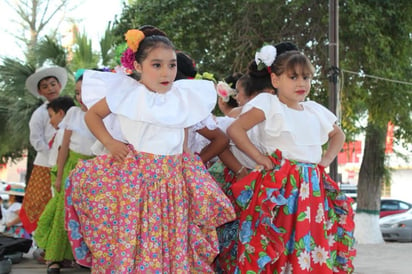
[63,106,96,156]
[82,70,217,155]
[240,93,337,164]
[48,128,64,166]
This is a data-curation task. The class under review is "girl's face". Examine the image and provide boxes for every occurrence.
[47,108,64,129]
[271,66,312,110]
[234,81,249,106]
[75,80,87,111]
[38,77,61,101]
[134,47,177,94]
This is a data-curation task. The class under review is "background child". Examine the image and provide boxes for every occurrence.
[216,72,242,116]
[35,72,95,273]
[20,66,68,234]
[46,96,76,171]
[0,183,30,239]
[65,27,235,272]
[227,47,356,273]
[175,51,230,166]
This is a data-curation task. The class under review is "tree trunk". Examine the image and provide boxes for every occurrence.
[354,121,386,244]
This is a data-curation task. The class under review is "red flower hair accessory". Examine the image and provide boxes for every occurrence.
[120,29,145,70]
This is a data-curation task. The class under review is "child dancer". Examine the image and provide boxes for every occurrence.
[35,74,96,274]
[65,27,235,273]
[20,66,68,234]
[227,46,356,273]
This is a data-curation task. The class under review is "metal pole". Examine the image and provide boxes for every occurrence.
[328,0,339,181]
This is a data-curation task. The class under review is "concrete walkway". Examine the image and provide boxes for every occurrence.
[7,242,412,273]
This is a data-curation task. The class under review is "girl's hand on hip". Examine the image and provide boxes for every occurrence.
[106,139,129,162]
[256,154,274,171]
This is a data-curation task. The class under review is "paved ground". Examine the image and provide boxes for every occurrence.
[6,242,412,273]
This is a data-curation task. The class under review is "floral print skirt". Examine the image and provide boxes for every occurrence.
[65,148,235,273]
[230,150,356,273]
[35,150,94,261]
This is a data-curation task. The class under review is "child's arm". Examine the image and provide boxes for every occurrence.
[218,148,249,179]
[5,210,22,228]
[28,109,49,153]
[196,127,229,164]
[319,124,345,167]
[227,108,273,170]
[85,98,129,162]
[55,129,71,193]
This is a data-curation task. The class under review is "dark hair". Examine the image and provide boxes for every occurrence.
[275,41,298,57]
[175,52,197,80]
[38,76,59,90]
[224,72,243,108]
[241,42,299,95]
[270,50,315,77]
[236,59,275,98]
[138,25,167,36]
[15,195,24,203]
[134,27,175,64]
[47,95,75,113]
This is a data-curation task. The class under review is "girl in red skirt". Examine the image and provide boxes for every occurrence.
[227,46,356,273]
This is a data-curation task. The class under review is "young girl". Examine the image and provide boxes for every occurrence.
[212,55,281,273]
[227,47,356,273]
[65,27,235,273]
[35,72,96,274]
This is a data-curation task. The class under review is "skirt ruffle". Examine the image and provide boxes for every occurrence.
[65,148,235,273]
[230,150,356,273]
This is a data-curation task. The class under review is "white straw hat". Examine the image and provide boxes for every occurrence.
[25,66,68,97]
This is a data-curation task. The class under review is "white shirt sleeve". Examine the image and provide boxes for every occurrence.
[29,104,50,152]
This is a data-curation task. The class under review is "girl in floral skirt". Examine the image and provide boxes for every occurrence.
[227,46,356,273]
[64,27,235,273]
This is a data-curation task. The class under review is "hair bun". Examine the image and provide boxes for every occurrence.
[176,52,197,80]
[138,25,167,37]
[275,42,298,56]
[247,60,269,78]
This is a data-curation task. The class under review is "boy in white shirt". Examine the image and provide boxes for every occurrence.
[19,66,67,235]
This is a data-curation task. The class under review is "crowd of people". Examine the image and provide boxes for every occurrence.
[0,25,356,273]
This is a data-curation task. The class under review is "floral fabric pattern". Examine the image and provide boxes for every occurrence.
[36,151,93,262]
[65,148,235,273]
[230,150,356,273]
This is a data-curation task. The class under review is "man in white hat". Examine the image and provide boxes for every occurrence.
[19,66,68,236]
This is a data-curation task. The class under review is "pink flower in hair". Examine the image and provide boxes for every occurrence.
[216,81,235,102]
[120,48,135,70]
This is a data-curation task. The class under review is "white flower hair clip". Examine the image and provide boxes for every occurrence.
[255,44,277,72]
[216,81,236,102]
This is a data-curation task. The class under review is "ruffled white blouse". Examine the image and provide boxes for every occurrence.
[63,107,96,156]
[81,70,217,155]
[240,93,337,164]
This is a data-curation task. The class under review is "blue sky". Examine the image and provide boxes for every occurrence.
[0,0,123,60]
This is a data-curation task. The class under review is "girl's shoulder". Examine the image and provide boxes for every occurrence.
[301,100,334,116]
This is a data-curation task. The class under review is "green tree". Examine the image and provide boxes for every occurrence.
[339,0,412,243]
[113,0,412,244]
[0,0,118,176]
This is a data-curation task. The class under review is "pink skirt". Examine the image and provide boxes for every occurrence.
[65,148,235,273]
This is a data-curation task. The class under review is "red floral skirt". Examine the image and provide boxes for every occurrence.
[230,150,356,273]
